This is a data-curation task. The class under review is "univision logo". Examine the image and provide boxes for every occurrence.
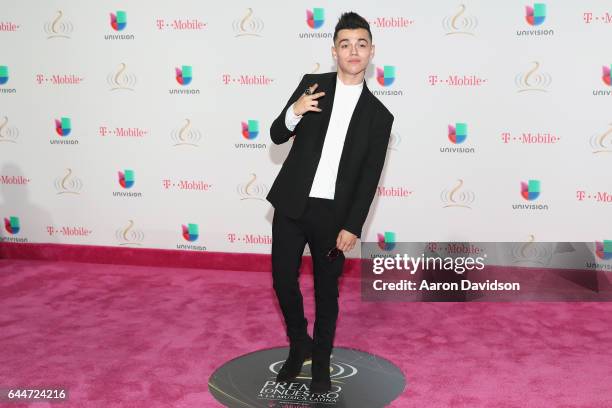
[513,180,548,210]
[593,65,612,96]
[307,8,324,29]
[50,117,78,144]
[299,8,332,38]
[175,65,192,85]
[105,11,134,40]
[241,120,259,140]
[377,231,396,251]
[4,216,19,234]
[525,3,546,26]
[448,122,467,144]
[55,117,71,136]
[177,223,207,250]
[0,65,8,84]
[170,66,199,94]
[0,65,16,93]
[51,117,77,144]
[182,223,199,242]
[376,65,395,86]
[118,169,135,189]
[114,170,142,197]
[442,123,475,153]
[110,11,127,31]
[595,240,612,261]
[521,179,540,201]
[517,3,553,36]
[236,120,266,149]
[603,65,611,86]
[372,65,402,96]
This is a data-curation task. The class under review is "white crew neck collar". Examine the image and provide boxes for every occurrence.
[336,74,364,88]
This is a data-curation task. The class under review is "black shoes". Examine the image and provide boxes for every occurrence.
[309,350,331,394]
[275,337,332,394]
[275,336,313,383]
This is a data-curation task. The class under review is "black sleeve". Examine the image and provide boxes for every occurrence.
[269,74,309,145]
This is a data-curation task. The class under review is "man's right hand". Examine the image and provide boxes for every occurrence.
[292,83,325,116]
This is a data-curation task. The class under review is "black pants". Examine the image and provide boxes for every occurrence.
[272,197,345,355]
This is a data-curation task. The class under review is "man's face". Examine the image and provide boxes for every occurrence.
[332,28,374,76]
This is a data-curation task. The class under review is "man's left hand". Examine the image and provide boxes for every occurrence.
[336,229,357,253]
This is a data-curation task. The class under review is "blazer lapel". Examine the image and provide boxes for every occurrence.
[336,80,370,172]
[315,73,337,151]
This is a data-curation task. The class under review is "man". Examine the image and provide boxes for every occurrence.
[267,12,394,394]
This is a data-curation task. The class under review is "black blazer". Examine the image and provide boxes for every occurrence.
[266,71,394,239]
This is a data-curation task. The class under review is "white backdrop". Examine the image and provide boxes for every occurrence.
[1,1,611,258]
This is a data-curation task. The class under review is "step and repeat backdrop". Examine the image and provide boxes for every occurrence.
[1,1,611,259]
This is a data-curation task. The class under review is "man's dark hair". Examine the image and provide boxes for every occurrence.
[333,12,372,44]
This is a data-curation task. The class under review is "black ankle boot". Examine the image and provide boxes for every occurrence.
[309,350,331,394]
[275,336,313,383]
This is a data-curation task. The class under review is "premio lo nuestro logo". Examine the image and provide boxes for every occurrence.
[182,223,199,242]
[521,179,540,201]
[4,216,19,234]
[107,63,136,91]
[115,220,144,246]
[515,61,551,92]
[590,124,612,153]
[171,118,203,146]
[233,8,264,37]
[242,120,259,140]
[55,117,71,136]
[175,65,192,86]
[110,11,127,31]
[118,169,135,189]
[376,65,395,86]
[603,65,611,86]
[237,173,268,200]
[511,236,552,266]
[388,130,402,151]
[0,116,19,143]
[441,179,475,208]
[377,231,396,251]
[448,122,467,144]
[54,168,83,194]
[44,10,73,39]
[525,4,546,26]
[443,4,478,35]
[595,240,612,260]
[0,65,8,85]
[306,8,325,29]
[209,347,405,407]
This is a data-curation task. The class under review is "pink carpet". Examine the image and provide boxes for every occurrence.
[1,259,611,407]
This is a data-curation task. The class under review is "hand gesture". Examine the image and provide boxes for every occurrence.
[293,83,325,116]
